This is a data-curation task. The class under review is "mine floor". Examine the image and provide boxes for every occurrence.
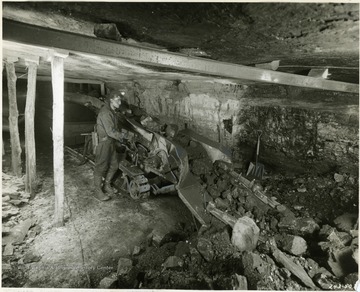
[2,135,358,289]
[2,141,195,288]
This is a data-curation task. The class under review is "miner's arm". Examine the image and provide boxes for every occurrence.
[98,111,131,142]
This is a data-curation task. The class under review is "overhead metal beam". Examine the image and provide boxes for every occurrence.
[3,19,358,93]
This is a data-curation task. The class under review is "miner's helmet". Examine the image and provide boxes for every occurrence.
[108,89,126,101]
[117,90,126,97]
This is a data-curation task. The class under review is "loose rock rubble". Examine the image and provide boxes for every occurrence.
[3,118,358,289]
[96,138,358,290]
[2,173,42,286]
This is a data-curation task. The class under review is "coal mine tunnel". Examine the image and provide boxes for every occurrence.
[1,2,359,289]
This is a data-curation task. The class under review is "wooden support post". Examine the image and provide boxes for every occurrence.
[25,60,38,196]
[49,51,68,227]
[2,63,4,157]
[5,58,22,177]
[100,83,105,96]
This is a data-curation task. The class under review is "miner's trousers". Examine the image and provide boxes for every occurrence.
[94,139,119,182]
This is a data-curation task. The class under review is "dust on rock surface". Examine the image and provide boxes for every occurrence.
[5,2,357,68]
[262,172,358,224]
[2,143,195,288]
[2,2,359,288]
[2,121,358,289]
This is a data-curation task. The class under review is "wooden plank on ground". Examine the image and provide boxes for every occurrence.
[177,172,212,226]
[272,248,317,289]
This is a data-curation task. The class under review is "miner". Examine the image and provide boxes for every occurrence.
[93,89,133,201]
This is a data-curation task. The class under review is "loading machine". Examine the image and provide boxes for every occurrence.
[77,96,232,226]
[112,116,233,226]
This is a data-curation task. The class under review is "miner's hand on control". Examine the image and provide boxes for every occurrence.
[118,129,136,143]
[128,131,139,141]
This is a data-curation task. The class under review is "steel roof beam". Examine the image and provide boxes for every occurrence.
[3,19,358,93]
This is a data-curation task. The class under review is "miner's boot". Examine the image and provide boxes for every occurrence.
[103,181,117,195]
[93,174,110,201]
[104,171,118,195]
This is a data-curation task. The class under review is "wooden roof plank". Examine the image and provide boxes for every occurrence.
[3,19,358,93]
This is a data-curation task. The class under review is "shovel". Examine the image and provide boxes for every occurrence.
[246,130,265,179]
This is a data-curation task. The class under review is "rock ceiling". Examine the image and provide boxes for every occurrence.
[2,2,359,88]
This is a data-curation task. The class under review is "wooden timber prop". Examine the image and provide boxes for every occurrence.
[49,52,68,227]
[268,238,318,289]
[5,58,22,177]
[25,61,38,196]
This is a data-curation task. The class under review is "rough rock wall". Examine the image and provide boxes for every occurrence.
[235,86,358,174]
[109,80,358,174]
[118,80,247,145]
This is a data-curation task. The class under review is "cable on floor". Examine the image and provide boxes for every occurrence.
[64,193,92,287]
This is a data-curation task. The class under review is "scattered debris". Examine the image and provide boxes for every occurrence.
[275,234,307,256]
[148,229,167,247]
[2,263,12,272]
[23,251,42,264]
[161,255,184,270]
[327,246,357,278]
[313,273,339,290]
[207,202,259,251]
[344,272,358,286]
[31,225,42,235]
[132,245,141,256]
[278,216,319,237]
[334,173,344,183]
[334,213,358,232]
[27,230,37,239]
[98,272,118,289]
[94,23,122,42]
[232,273,248,290]
[327,230,352,247]
[297,185,307,193]
[174,241,190,258]
[3,244,14,256]
[231,216,260,252]
[196,238,214,262]
[2,208,20,219]
[10,200,23,206]
[2,227,11,234]
[2,219,34,246]
[117,258,133,276]
[270,239,317,289]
